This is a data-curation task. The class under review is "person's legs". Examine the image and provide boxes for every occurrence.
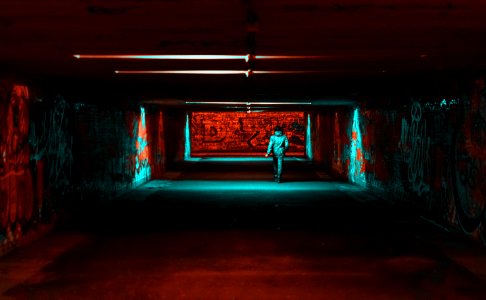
[276,156,284,183]
[272,156,278,181]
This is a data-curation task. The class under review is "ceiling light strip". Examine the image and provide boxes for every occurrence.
[185,101,312,105]
[75,54,247,60]
[115,70,247,75]
[115,70,321,75]
[75,54,330,60]
[253,70,322,74]
[255,55,329,59]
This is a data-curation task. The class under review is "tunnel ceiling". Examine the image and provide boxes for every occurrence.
[1,0,486,101]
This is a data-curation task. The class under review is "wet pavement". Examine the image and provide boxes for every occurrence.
[1,163,485,299]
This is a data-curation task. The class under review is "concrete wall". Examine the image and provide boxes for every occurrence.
[0,80,167,255]
[163,109,186,168]
[0,81,72,254]
[146,109,166,179]
[323,79,486,244]
[312,110,345,176]
[72,104,153,201]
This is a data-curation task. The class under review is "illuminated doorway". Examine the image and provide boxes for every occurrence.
[185,111,312,159]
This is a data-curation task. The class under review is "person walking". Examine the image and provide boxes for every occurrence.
[265,126,289,183]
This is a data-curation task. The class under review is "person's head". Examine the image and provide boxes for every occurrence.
[274,126,283,135]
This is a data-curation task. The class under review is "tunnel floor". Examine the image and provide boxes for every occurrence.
[1,162,486,299]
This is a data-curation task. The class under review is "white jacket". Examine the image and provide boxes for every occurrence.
[267,131,289,157]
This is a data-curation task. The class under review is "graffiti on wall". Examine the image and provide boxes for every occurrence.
[452,85,486,236]
[348,108,366,186]
[30,96,73,191]
[133,107,151,184]
[75,106,130,193]
[74,105,153,200]
[329,84,486,244]
[0,83,34,246]
[190,112,305,156]
[0,85,30,178]
[399,101,431,196]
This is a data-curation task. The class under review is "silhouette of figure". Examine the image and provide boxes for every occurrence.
[265,126,289,183]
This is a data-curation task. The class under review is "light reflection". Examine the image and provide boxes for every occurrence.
[184,113,191,160]
[348,108,366,186]
[134,106,151,185]
[306,114,313,160]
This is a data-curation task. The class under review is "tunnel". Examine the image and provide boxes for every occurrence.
[1,1,486,299]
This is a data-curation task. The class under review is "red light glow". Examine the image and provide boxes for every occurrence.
[190,112,305,157]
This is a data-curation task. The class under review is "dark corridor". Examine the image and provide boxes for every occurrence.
[1,0,486,299]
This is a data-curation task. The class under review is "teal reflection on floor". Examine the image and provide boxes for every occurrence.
[142,179,367,193]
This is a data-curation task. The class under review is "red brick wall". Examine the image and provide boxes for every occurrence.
[190,112,305,156]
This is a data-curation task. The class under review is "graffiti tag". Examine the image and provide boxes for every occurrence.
[400,102,431,196]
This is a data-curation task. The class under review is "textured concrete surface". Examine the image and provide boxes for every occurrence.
[0,164,485,299]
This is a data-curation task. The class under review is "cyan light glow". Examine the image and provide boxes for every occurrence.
[348,108,366,186]
[143,179,366,192]
[134,106,151,185]
[306,114,313,160]
[184,113,191,160]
